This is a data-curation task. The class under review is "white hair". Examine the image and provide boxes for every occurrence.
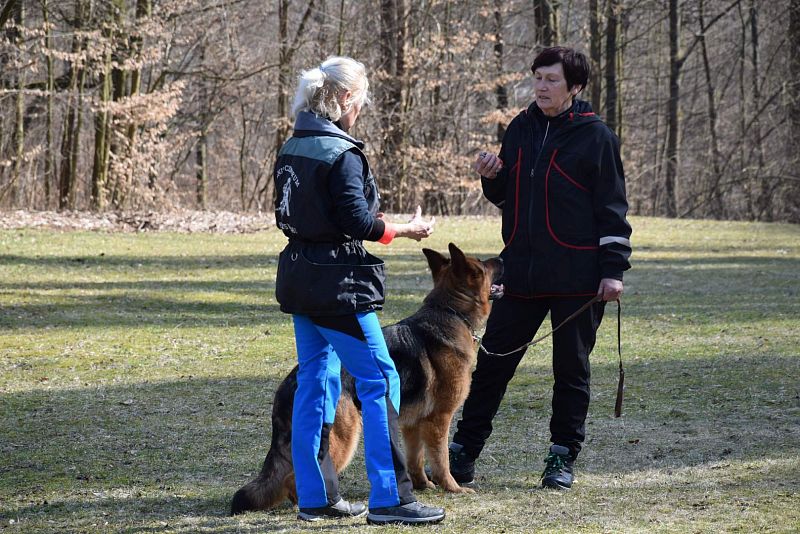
[290,56,370,121]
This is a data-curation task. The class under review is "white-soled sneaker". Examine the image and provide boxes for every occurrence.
[297,498,368,521]
[367,501,445,525]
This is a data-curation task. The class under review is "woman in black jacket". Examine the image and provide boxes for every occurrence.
[273,56,444,525]
[449,47,632,490]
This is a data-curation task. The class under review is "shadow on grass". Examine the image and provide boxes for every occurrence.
[0,293,286,330]
[2,350,798,528]
[0,251,442,330]
[2,494,306,533]
[0,253,276,270]
[0,251,442,270]
[2,249,798,331]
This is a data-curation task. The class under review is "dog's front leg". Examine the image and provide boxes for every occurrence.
[422,416,475,494]
[401,424,435,490]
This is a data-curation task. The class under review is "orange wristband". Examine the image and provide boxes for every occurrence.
[378,223,397,245]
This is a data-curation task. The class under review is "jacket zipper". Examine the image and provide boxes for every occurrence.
[538,121,550,164]
[526,117,551,294]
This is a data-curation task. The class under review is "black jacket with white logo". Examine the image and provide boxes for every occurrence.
[482,100,632,298]
[273,112,387,316]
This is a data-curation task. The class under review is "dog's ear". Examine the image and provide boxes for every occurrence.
[422,248,449,279]
[448,243,469,277]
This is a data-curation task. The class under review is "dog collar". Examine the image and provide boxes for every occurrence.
[442,305,480,343]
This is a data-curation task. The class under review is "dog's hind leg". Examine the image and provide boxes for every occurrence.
[401,422,436,490]
[421,415,475,494]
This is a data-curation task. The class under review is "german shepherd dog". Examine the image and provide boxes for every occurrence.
[230,243,503,515]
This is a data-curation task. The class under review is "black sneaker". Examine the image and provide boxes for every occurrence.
[367,501,445,525]
[449,442,476,484]
[541,444,575,490]
[297,498,367,521]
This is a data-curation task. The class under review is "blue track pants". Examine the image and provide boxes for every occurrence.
[291,312,414,508]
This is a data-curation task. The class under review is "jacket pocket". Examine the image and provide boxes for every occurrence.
[276,245,385,316]
[545,150,597,250]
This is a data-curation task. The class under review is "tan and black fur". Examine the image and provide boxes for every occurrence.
[230,243,502,514]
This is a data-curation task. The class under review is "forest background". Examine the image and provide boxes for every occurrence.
[1,0,799,222]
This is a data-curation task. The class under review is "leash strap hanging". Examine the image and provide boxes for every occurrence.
[479,295,625,418]
[478,294,602,357]
[614,299,624,418]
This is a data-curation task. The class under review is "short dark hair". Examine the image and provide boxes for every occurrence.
[531,47,590,91]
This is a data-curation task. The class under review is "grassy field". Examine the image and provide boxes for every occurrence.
[1,216,798,533]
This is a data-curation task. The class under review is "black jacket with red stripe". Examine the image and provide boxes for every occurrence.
[482,99,632,298]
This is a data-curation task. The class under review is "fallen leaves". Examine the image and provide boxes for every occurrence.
[0,209,275,234]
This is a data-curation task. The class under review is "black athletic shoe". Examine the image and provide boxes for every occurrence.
[366,501,446,525]
[449,442,476,484]
[541,444,575,490]
[297,498,368,521]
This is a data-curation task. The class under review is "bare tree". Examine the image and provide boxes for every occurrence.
[790,0,800,221]
[0,0,792,221]
[379,0,407,211]
[605,0,621,134]
[589,0,602,112]
[662,0,739,217]
[534,0,559,46]
[494,0,508,143]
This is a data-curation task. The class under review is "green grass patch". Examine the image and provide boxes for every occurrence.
[1,216,799,532]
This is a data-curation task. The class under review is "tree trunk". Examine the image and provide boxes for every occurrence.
[737,3,751,217]
[533,0,558,46]
[196,132,208,209]
[749,1,769,220]
[663,0,679,217]
[337,0,345,55]
[43,0,54,209]
[380,0,407,211]
[6,0,24,205]
[493,0,508,143]
[107,0,127,209]
[196,41,208,210]
[269,0,316,207]
[0,0,19,27]
[63,67,87,210]
[698,0,724,218]
[91,42,113,210]
[127,0,150,193]
[238,97,248,210]
[275,0,290,166]
[789,0,800,221]
[589,0,602,112]
[604,0,620,134]
[58,72,79,210]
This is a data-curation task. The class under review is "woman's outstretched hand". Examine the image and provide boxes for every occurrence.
[383,206,435,241]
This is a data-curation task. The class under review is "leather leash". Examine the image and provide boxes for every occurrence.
[478,295,625,417]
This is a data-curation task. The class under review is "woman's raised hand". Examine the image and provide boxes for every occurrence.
[473,151,503,179]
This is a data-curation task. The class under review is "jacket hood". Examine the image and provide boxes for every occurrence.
[293,111,365,149]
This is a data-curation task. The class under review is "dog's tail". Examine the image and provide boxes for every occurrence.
[230,370,297,515]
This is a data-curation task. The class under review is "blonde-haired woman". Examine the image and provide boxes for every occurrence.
[272,56,444,525]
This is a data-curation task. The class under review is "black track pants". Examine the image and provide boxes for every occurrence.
[453,295,605,460]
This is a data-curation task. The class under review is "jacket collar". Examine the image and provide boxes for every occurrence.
[293,111,365,149]
[527,99,596,124]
